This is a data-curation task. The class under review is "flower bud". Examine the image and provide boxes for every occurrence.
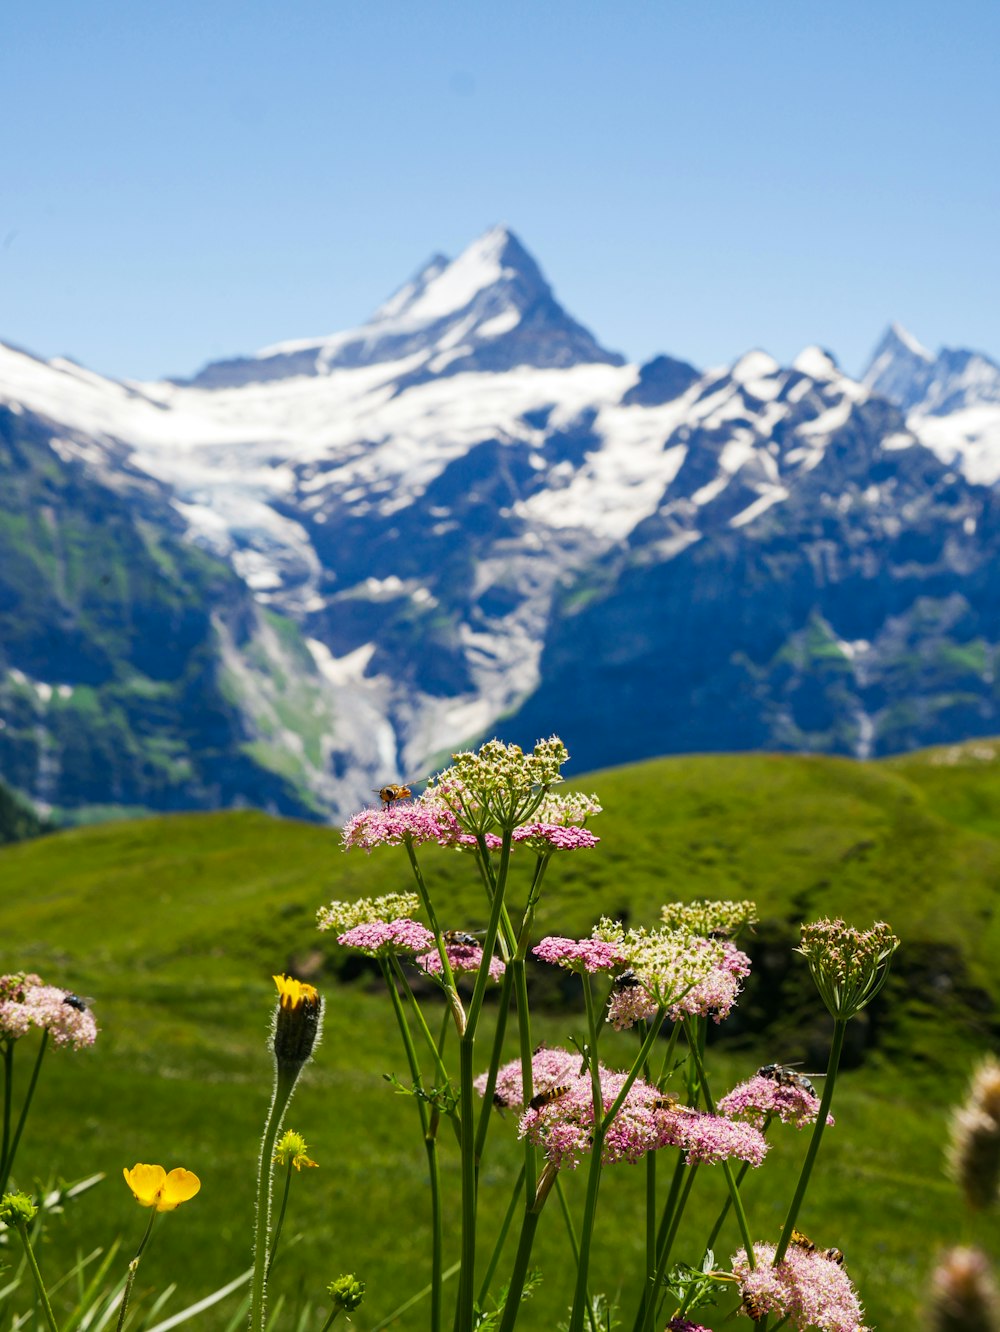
[797,918,899,1020]
[0,1191,38,1228]
[271,975,322,1069]
[947,1057,1000,1210]
[327,1273,365,1313]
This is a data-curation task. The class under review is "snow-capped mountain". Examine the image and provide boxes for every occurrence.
[863,322,1000,485]
[2,226,1000,819]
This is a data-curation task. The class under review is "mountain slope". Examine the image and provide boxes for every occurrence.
[0,402,336,818]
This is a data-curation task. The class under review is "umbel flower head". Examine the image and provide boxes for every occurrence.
[660,898,758,938]
[426,736,569,834]
[797,918,899,1020]
[718,1073,834,1131]
[272,974,323,1068]
[947,1056,1000,1210]
[317,893,421,932]
[733,1241,868,1332]
[0,972,98,1049]
[123,1164,201,1212]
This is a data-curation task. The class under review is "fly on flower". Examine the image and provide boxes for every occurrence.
[757,1063,823,1096]
[62,992,95,1012]
[528,1084,571,1111]
[374,783,413,808]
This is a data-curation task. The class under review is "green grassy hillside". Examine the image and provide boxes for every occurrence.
[2,744,999,1329]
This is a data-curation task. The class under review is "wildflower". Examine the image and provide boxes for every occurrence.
[732,1242,868,1332]
[667,1320,714,1332]
[427,736,569,834]
[123,1164,201,1212]
[532,935,627,974]
[593,923,750,1029]
[512,823,600,853]
[340,804,447,852]
[272,974,322,1068]
[417,942,505,982]
[327,1273,366,1313]
[655,1107,769,1167]
[0,972,98,1049]
[947,1056,1000,1209]
[929,1247,1000,1332]
[718,1074,834,1130]
[660,899,758,938]
[317,893,421,932]
[0,1191,38,1227]
[337,919,434,956]
[797,918,899,1020]
[274,1130,318,1171]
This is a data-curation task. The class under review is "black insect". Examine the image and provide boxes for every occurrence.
[757,1062,820,1096]
[612,968,641,991]
[63,993,90,1012]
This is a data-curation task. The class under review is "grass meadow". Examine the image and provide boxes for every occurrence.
[3,743,1000,1328]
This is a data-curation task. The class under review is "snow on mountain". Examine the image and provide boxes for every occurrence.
[863,323,1000,484]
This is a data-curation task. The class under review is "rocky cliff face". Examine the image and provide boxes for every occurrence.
[1,228,999,817]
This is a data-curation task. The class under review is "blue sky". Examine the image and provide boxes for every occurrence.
[2,0,998,381]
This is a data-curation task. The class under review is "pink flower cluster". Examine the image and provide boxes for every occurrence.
[417,943,505,983]
[341,804,449,852]
[512,823,599,852]
[718,1075,833,1130]
[337,919,434,956]
[341,795,597,857]
[0,974,98,1049]
[533,936,628,974]
[667,1320,714,1332]
[479,1046,767,1171]
[732,1242,868,1332]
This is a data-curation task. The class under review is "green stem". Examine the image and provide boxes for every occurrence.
[265,1161,293,1281]
[773,1018,847,1264]
[567,976,606,1332]
[317,1308,342,1332]
[454,1037,478,1332]
[645,1164,700,1332]
[403,837,461,1022]
[645,1151,656,1303]
[390,956,452,1089]
[381,961,442,1332]
[496,1179,551,1332]
[16,1217,60,1332]
[684,1023,755,1265]
[0,1030,48,1196]
[477,1164,525,1308]
[249,1065,298,1332]
[0,1041,13,1190]
[555,1177,600,1332]
[631,1154,685,1332]
[116,1209,158,1332]
[473,960,516,1164]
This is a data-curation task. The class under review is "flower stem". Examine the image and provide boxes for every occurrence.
[496,1173,552,1332]
[265,1161,293,1281]
[773,1017,847,1263]
[0,1040,13,1189]
[631,1153,685,1332]
[0,1030,48,1197]
[477,1163,525,1308]
[15,1215,60,1332]
[249,1065,298,1332]
[381,960,443,1332]
[644,1163,700,1332]
[115,1209,157,1332]
[684,1024,755,1265]
[567,975,607,1332]
[555,1176,600,1332]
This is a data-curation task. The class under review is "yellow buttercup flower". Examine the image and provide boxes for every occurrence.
[273,974,319,1009]
[123,1163,201,1212]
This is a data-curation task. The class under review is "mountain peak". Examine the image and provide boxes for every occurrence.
[862,323,935,410]
[187,226,623,388]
